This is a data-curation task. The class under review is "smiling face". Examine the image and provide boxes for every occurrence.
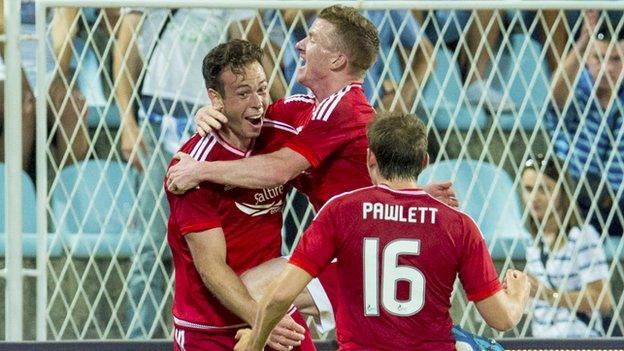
[208,61,268,147]
[295,18,341,88]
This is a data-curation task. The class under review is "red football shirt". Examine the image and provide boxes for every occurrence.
[290,185,502,351]
[268,83,374,210]
[167,121,297,331]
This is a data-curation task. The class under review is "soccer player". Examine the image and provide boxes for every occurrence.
[165,40,315,351]
[166,5,456,208]
[234,112,532,351]
[166,5,457,333]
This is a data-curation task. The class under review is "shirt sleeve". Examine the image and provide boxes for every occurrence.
[285,103,361,168]
[168,186,222,236]
[458,215,502,301]
[289,202,339,277]
[575,226,610,284]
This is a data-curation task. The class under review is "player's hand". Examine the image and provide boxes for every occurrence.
[267,314,306,351]
[579,10,599,47]
[504,269,531,303]
[423,181,459,207]
[234,328,260,351]
[166,152,201,194]
[195,105,228,136]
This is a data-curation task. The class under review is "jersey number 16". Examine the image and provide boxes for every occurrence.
[363,238,425,317]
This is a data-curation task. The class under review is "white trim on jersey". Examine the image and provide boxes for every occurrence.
[212,132,253,157]
[320,87,350,121]
[284,94,315,104]
[377,184,428,196]
[173,316,247,331]
[263,118,299,135]
[311,83,360,121]
[190,135,216,161]
[174,328,186,351]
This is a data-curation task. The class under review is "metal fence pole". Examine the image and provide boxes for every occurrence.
[3,0,23,341]
[35,1,48,341]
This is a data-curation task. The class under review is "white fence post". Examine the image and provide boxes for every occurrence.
[3,0,23,341]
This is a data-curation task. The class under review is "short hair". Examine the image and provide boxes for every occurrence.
[318,5,379,76]
[201,39,263,95]
[367,112,428,180]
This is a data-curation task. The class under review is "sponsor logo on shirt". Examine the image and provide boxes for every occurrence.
[235,185,285,216]
[235,200,283,217]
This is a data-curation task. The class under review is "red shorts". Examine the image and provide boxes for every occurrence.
[173,310,316,351]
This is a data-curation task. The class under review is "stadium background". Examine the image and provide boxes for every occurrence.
[0,0,623,349]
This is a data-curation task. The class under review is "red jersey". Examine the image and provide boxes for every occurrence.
[267,83,374,210]
[289,185,501,351]
[166,121,297,331]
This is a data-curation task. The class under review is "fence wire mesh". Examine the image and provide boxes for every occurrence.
[2,1,623,342]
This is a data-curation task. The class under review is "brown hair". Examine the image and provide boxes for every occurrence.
[202,39,263,95]
[318,5,379,76]
[367,112,428,180]
[521,154,581,237]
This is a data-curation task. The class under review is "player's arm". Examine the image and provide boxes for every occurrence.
[186,228,259,324]
[113,10,148,171]
[551,10,597,109]
[459,217,530,331]
[168,147,310,191]
[474,269,531,331]
[235,264,313,351]
[543,279,612,314]
[384,11,434,112]
[49,7,80,78]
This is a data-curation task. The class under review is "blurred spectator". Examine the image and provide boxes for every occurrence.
[262,9,313,95]
[548,10,624,237]
[0,3,91,174]
[427,9,514,112]
[523,9,571,72]
[460,9,515,112]
[114,7,279,338]
[521,154,613,337]
[363,9,434,112]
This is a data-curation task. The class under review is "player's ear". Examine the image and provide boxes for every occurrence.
[422,153,430,169]
[208,88,224,111]
[367,148,378,169]
[330,53,348,71]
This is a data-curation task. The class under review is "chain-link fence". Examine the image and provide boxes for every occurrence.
[0,0,622,342]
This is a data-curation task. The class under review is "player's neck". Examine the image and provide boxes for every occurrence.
[217,128,252,151]
[310,75,360,102]
[378,178,419,190]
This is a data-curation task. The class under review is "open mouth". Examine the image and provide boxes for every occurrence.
[245,116,263,126]
[299,56,307,68]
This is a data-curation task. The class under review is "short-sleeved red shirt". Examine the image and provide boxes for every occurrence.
[166,121,297,331]
[267,83,374,210]
[290,185,501,351]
